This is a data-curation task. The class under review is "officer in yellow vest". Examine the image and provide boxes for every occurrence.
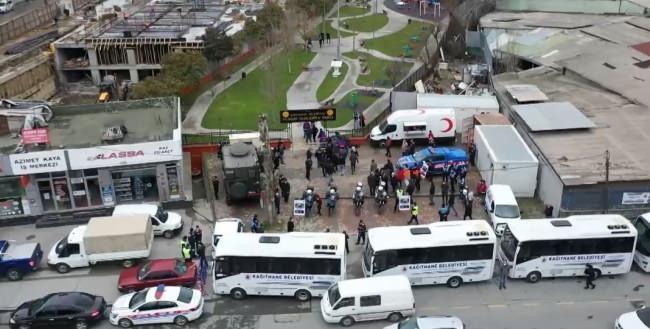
[182,243,192,263]
[393,187,404,213]
[180,236,189,258]
[408,202,419,225]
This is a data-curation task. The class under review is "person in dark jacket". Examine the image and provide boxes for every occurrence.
[279,176,290,203]
[448,192,458,216]
[274,188,281,215]
[287,216,295,232]
[463,198,473,220]
[305,157,313,180]
[368,171,377,196]
[356,220,367,245]
[441,180,449,204]
[428,179,436,205]
[343,230,350,253]
[584,264,596,289]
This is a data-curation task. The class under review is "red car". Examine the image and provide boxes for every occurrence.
[117,259,197,293]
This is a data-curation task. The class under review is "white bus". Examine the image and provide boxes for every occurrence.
[213,232,346,301]
[499,215,637,283]
[362,220,497,288]
[632,213,650,272]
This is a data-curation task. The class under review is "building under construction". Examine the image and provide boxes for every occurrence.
[53,0,229,85]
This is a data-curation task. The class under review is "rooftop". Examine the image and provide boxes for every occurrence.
[494,67,650,186]
[0,97,179,154]
[512,102,596,132]
[475,125,537,163]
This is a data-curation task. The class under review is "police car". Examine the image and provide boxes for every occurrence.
[109,285,203,328]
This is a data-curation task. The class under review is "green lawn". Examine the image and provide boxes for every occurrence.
[328,89,383,127]
[338,5,370,17]
[202,49,316,130]
[313,20,356,40]
[343,51,412,87]
[316,62,348,102]
[180,52,259,114]
[341,14,389,33]
[364,21,433,57]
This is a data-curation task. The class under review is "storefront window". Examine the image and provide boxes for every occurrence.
[68,170,102,208]
[112,167,158,204]
[53,178,71,210]
[38,180,55,212]
[0,178,24,217]
[166,164,180,199]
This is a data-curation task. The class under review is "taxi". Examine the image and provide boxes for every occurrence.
[109,285,203,328]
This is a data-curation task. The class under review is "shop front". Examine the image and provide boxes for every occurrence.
[0,138,186,224]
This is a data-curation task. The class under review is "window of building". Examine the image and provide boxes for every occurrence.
[0,178,24,218]
[112,167,158,204]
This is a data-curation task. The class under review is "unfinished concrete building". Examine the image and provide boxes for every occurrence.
[53,0,226,85]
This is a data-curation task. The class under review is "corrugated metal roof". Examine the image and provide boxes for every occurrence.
[632,42,650,57]
[416,94,499,110]
[504,84,549,103]
[476,125,537,163]
[513,101,596,132]
[581,23,650,46]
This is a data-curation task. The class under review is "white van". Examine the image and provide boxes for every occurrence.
[0,0,14,13]
[320,275,415,327]
[211,217,244,258]
[484,184,520,235]
[370,108,456,144]
[112,204,183,239]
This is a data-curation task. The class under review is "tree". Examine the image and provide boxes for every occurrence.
[384,61,406,87]
[202,27,234,66]
[161,52,208,87]
[286,0,319,17]
[257,2,285,34]
[130,52,207,99]
[243,17,264,42]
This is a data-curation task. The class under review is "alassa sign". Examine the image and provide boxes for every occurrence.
[67,140,182,170]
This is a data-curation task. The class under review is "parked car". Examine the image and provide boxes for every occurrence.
[397,147,468,175]
[110,286,204,328]
[9,292,106,329]
[615,307,650,328]
[0,0,14,13]
[117,259,197,293]
[112,204,183,239]
[0,239,43,281]
[212,218,244,258]
[384,315,465,329]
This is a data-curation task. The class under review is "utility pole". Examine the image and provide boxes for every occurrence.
[375,0,378,14]
[336,0,341,59]
[258,114,277,224]
[603,149,610,214]
[321,0,325,35]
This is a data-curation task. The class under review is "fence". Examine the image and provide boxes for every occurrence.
[182,128,292,146]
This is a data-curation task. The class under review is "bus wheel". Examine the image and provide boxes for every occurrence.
[447,276,463,288]
[526,271,542,283]
[593,269,602,279]
[294,289,312,302]
[387,312,402,322]
[230,288,247,300]
[340,316,355,327]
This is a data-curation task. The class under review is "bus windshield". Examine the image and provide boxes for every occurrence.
[500,229,518,261]
[635,218,650,256]
[327,284,340,307]
[495,205,520,219]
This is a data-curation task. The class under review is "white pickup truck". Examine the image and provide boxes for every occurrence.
[47,214,154,273]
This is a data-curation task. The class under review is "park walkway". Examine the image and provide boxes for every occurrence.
[182,0,435,143]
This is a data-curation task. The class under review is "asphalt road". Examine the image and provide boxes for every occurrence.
[0,0,48,25]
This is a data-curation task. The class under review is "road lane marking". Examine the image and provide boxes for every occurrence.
[589,300,609,304]
[487,304,507,309]
[557,301,575,305]
[523,303,540,307]
[451,306,472,310]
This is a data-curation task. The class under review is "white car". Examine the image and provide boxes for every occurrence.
[112,204,183,238]
[212,217,244,258]
[109,286,203,328]
[616,308,650,329]
[384,315,465,329]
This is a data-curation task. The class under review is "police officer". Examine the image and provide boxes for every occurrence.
[182,240,192,263]
[408,202,419,225]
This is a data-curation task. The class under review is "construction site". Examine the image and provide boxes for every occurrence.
[53,0,232,88]
[0,0,90,101]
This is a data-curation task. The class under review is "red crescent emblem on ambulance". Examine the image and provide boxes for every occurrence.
[441,118,454,132]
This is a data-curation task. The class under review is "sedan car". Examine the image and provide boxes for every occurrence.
[117,259,197,293]
[397,147,468,174]
[110,285,203,328]
[615,307,650,328]
[9,292,106,329]
[384,315,465,329]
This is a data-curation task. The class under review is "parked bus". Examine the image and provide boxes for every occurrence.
[213,232,346,301]
[632,213,650,272]
[362,220,496,288]
[499,215,637,283]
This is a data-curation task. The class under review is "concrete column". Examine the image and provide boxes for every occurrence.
[129,69,139,83]
[87,48,101,84]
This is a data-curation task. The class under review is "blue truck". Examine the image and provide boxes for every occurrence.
[0,240,43,281]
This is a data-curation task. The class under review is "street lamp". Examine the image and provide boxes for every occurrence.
[336,0,341,59]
